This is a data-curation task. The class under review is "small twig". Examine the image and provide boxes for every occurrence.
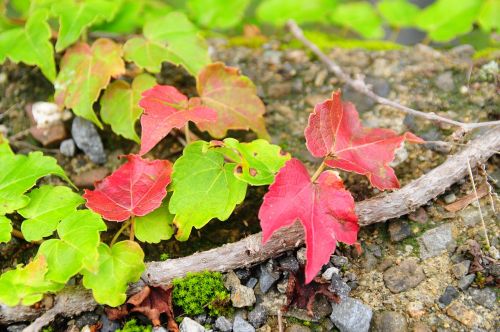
[466,158,490,248]
[277,309,283,332]
[184,124,191,145]
[286,20,500,131]
[129,217,135,241]
[9,129,31,141]
[480,164,498,214]
[110,219,132,247]
[9,141,59,154]
[311,160,327,182]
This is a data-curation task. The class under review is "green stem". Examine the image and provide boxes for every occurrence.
[311,160,327,182]
[129,217,135,241]
[110,219,132,247]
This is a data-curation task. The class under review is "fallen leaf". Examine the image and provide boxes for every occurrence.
[444,184,489,212]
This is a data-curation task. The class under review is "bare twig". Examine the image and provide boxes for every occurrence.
[466,158,490,248]
[286,20,500,131]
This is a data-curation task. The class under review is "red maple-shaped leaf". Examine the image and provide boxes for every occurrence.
[138,85,217,155]
[258,158,358,283]
[83,154,172,221]
[305,91,423,190]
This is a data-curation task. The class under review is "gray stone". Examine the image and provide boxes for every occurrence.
[285,324,311,332]
[418,224,454,259]
[322,266,340,280]
[215,316,232,332]
[366,244,382,258]
[75,312,99,328]
[438,286,459,307]
[231,284,256,308]
[489,263,500,278]
[459,208,482,227]
[194,313,208,325]
[233,316,255,332]
[457,274,475,290]
[383,258,426,293]
[287,295,332,321]
[259,261,280,293]
[224,270,241,291]
[388,220,412,242]
[469,287,496,309]
[330,297,372,332]
[435,71,455,92]
[60,138,75,157]
[100,314,121,332]
[331,255,348,267]
[444,193,457,204]
[329,274,351,300]
[451,260,471,279]
[248,305,267,328]
[235,269,252,281]
[246,277,258,289]
[6,325,28,332]
[71,117,106,164]
[279,255,300,273]
[180,317,206,332]
[153,327,167,332]
[373,311,407,332]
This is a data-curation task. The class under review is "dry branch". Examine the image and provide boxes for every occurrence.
[3,126,499,329]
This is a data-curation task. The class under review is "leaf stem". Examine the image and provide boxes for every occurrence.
[184,124,191,145]
[110,219,132,247]
[311,160,327,182]
[129,217,135,241]
[10,229,42,244]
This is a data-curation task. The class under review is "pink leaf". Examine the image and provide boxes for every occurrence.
[305,91,423,190]
[138,85,217,155]
[83,155,172,221]
[258,158,358,283]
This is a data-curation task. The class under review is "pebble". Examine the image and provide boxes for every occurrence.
[388,220,412,242]
[259,261,280,294]
[418,223,454,259]
[446,301,478,328]
[406,301,425,318]
[329,274,351,300]
[408,207,428,224]
[224,270,241,291]
[383,258,426,293]
[231,284,256,308]
[215,316,232,332]
[31,101,71,127]
[322,266,340,280]
[248,305,267,328]
[457,274,475,290]
[75,312,99,328]
[6,325,27,332]
[71,117,106,164]
[458,208,482,227]
[373,311,407,332]
[246,277,258,289]
[72,167,109,188]
[296,247,306,265]
[285,325,311,332]
[435,71,455,92]
[233,316,255,332]
[179,317,205,332]
[30,122,67,147]
[100,314,120,332]
[60,139,76,157]
[444,193,457,204]
[235,269,252,281]
[276,277,288,294]
[330,297,372,332]
[412,322,432,332]
[153,327,167,332]
[331,255,348,267]
[278,255,300,273]
[438,286,459,307]
[451,260,471,279]
[469,287,496,309]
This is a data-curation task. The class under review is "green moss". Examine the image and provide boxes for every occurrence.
[116,319,152,332]
[172,271,230,316]
[160,253,170,261]
[41,327,54,332]
[473,47,500,60]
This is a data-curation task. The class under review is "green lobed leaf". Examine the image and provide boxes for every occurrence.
[0,152,71,214]
[0,215,12,243]
[377,0,420,28]
[0,9,56,81]
[415,0,482,42]
[256,0,333,26]
[0,255,63,306]
[188,0,250,29]
[218,138,291,186]
[477,0,499,32]
[134,202,174,243]
[19,185,84,242]
[123,37,173,73]
[169,141,247,241]
[82,240,145,307]
[37,210,106,283]
[100,73,156,142]
[330,2,384,39]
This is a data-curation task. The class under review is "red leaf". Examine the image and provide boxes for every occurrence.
[305,91,423,190]
[258,158,358,283]
[83,155,172,221]
[138,85,217,155]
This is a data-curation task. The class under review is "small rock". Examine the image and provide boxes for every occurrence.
[438,286,459,307]
[60,139,76,157]
[235,269,252,281]
[330,297,372,332]
[469,287,496,309]
[153,327,167,332]
[366,244,382,258]
[331,255,348,267]
[488,263,500,278]
[71,117,106,164]
[246,277,258,289]
[408,207,428,224]
[256,324,272,332]
[451,260,471,279]
[377,257,395,272]
[418,223,454,259]
[458,208,482,226]
[248,305,267,328]
[31,101,71,127]
[373,311,407,332]
[194,313,207,325]
[444,193,457,204]
[259,261,280,293]
[388,220,412,242]
[267,82,293,98]
[6,324,28,332]
[75,312,99,328]
[285,325,311,332]
[322,266,340,281]
[446,301,478,328]
[362,250,378,270]
[278,255,300,273]
[224,270,241,291]
[296,247,306,265]
[180,317,206,332]
[276,277,288,294]
[412,322,432,332]
[457,274,475,290]
[231,284,256,308]
[329,274,351,300]
[233,316,255,332]
[30,122,67,147]
[100,314,121,332]
[72,167,109,188]
[406,301,425,318]
[383,258,426,293]
[262,50,281,65]
[214,316,232,332]
[435,71,455,92]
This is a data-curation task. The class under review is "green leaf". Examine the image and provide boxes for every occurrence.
[170,141,247,241]
[0,134,13,156]
[19,185,84,242]
[0,9,56,81]
[256,0,333,26]
[330,2,384,39]
[53,0,121,52]
[134,202,174,243]
[0,215,12,243]
[188,0,250,29]
[0,255,63,306]
[219,138,290,185]
[82,240,145,307]
[54,38,125,128]
[37,210,106,283]
[100,73,156,142]
[126,11,210,76]
[478,0,499,32]
[415,0,482,42]
[0,152,71,214]
[377,0,420,28]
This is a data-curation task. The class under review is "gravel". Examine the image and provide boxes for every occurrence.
[330,297,372,332]
[71,117,106,164]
